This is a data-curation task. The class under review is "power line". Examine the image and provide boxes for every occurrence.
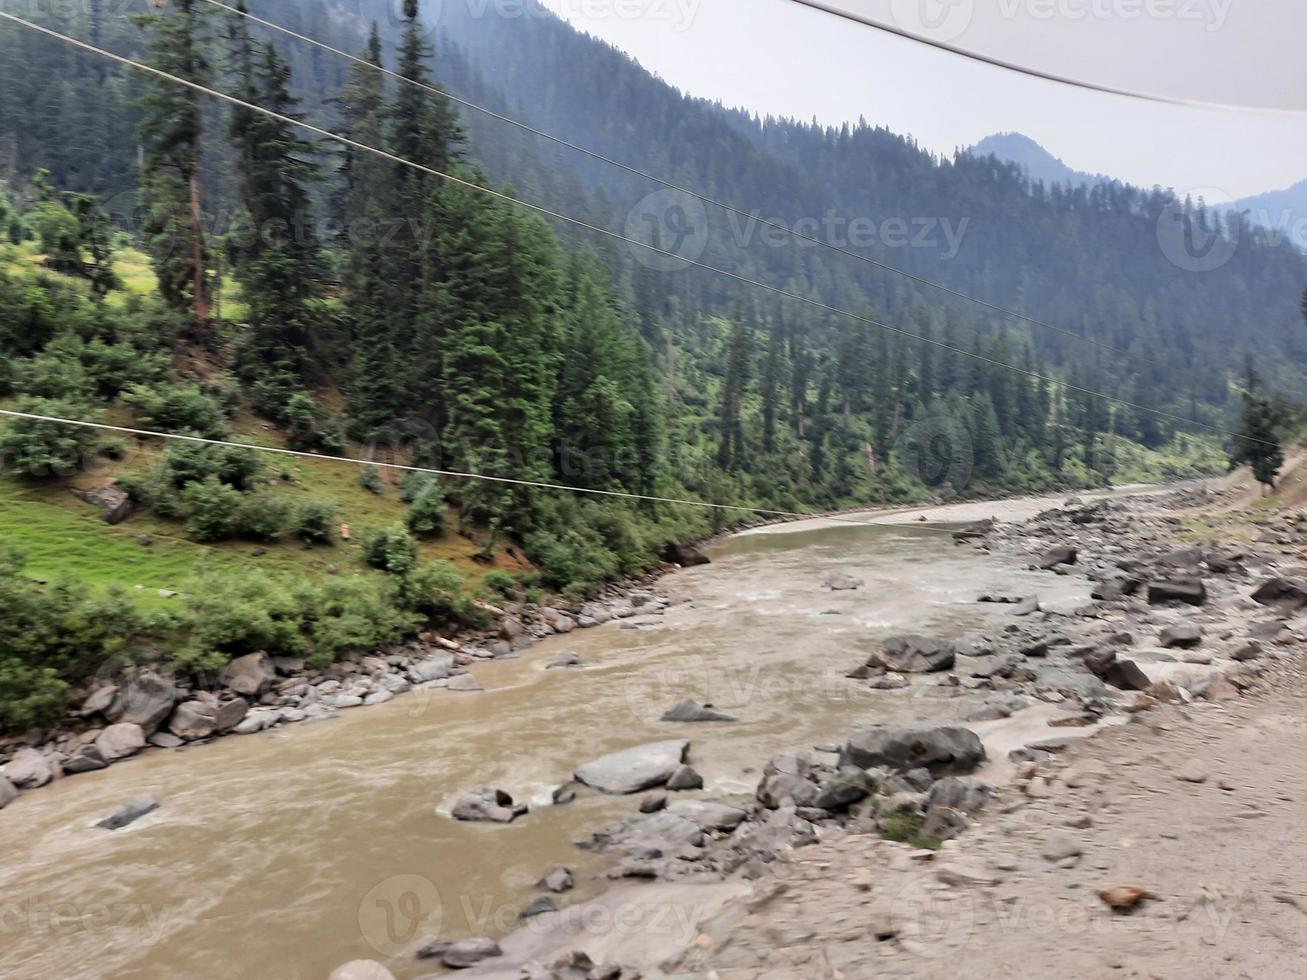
[0,11,1272,451]
[0,408,958,532]
[198,0,1134,362]
[786,0,1307,116]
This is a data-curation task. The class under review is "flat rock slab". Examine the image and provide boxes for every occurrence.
[575,740,689,794]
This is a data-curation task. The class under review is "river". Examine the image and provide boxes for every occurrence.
[0,493,1097,979]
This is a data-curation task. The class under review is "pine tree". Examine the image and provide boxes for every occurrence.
[716,312,754,471]
[1232,363,1285,494]
[136,0,211,332]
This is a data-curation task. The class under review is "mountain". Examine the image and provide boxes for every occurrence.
[966,132,1109,189]
[1232,180,1307,250]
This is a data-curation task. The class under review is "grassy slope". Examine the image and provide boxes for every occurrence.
[0,244,520,608]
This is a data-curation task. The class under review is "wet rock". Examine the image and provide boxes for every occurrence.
[220,652,277,698]
[1251,576,1307,613]
[72,483,134,524]
[105,670,175,734]
[660,699,737,723]
[1158,624,1203,649]
[451,787,527,824]
[540,867,574,893]
[546,651,584,669]
[149,732,183,749]
[662,542,710,567]
[0,776,18,809]
[232,708,281,734]
[1038,545,1078,569]
[519,896,557,919]
[640,792,668,813]
[434,938,502,969]
[3,748,55,789]
[666,764,704,791]
[574,740,689,795]
[824,572,864,591]
[96,794,159,830]
[840,725,985,775]
[446,674,484,692]
[552,784,577,805]
[868,635,956,674]
[95,723,146,761]
[1148,579,1207,607]
[408,654,458,684]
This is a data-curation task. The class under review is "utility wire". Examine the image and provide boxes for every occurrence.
[0,11,1273,451]
[198,0,1135,361]
[787,0,1307,116]
[0,408,966,532]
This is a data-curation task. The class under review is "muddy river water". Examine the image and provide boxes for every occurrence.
[0,494,1101,980]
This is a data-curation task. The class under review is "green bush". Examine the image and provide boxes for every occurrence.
[0,659,70,732]
[124,383,228,438]
[234,493,293,541]
[359,466,384,494]
[186,571,306,660]
[0,396,102,478]
[361,523,419,575]
[292,499,337,545]
[482,569,517,599]
[405,481,447,537]
[297,576,418,668]
[158,442,262,491]
[397,560,480,626]
[183,476,243,542]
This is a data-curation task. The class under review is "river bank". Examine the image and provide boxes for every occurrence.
[392,483,1305,979]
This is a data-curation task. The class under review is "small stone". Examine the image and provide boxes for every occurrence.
[1039,831,1083,863]
[1176,760,1209,784]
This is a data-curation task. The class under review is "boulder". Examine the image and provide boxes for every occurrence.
[665,764,703,791]
[168,701,218,740]
[95,794,159,830]
[1158,624,1203,649]
[408,654,458,684]
[868,635,955,674]
[80,684,118,718]
[95,723,146,761]
[539,867,574,893]
[72,483,134,524]
[666,800,748,831]
[220,652,277,698]
[639,792,668,813]
[104,670,175,734]
[1105,658,1152,692]
[0,776,18,810]
[63,743,108,774]
[813,766,876,810]
[1038,545,1078,569]
[215,698,249,732]
[925,776,994,815]
[840,725,985,775]
[519,896,556,919]
[574,740,689,794]
[546,651,584,670]
[439,938,502,969]
[756,752,820,808]
[3,748,55,789]
[1148,579,1207,607]
[660,699,737,723]
[446,674,484,692]
[661,542,710,567]
[1251,577,1307,613]
[450,787,527,824]
[149,732,184,749]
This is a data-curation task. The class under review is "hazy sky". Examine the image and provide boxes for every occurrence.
[539,0,1307,200]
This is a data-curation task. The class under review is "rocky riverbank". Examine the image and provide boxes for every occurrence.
[0,561,698,810]
[338,486,1307,979]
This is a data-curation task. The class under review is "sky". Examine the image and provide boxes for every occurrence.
[538,0,1307,201]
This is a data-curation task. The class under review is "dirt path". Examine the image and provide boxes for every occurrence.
[671,654,1307,979]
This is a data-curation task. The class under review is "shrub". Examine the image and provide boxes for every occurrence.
[0,397,102,478]
[234,494,293,541]
[361,523,419,575]
[183,476,242,542]
[0,659,69,731]
[186,571,305,659]
[397,560,480,626]
[405,481,447,537]
[158,442,262,491]
[124,383,227,438]
[359,466,383,494]
[292,499,337,545]
[297,576,418,668]
[482,569,517,599]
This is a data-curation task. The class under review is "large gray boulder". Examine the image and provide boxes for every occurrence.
[95,723,146,761]
[63,743,108,774]
[168,701,218,740]
[840,725,985,775]
[104,670,175,734]
[96,794,159,830]
[407,654,459,684]
[574,740,689,794]
[756,751,820,809]
[926,776,994,815]
[0,776,17,810]
[1252,577,1307,613]
[1159,624,1203,649]
[1148,578,1207,607]
[220,652,277,697]
[867,635,956,674]
[3,748,55,789]
[72,483,134,524]
[1038,545,1078,570]
[450,787,527,824]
